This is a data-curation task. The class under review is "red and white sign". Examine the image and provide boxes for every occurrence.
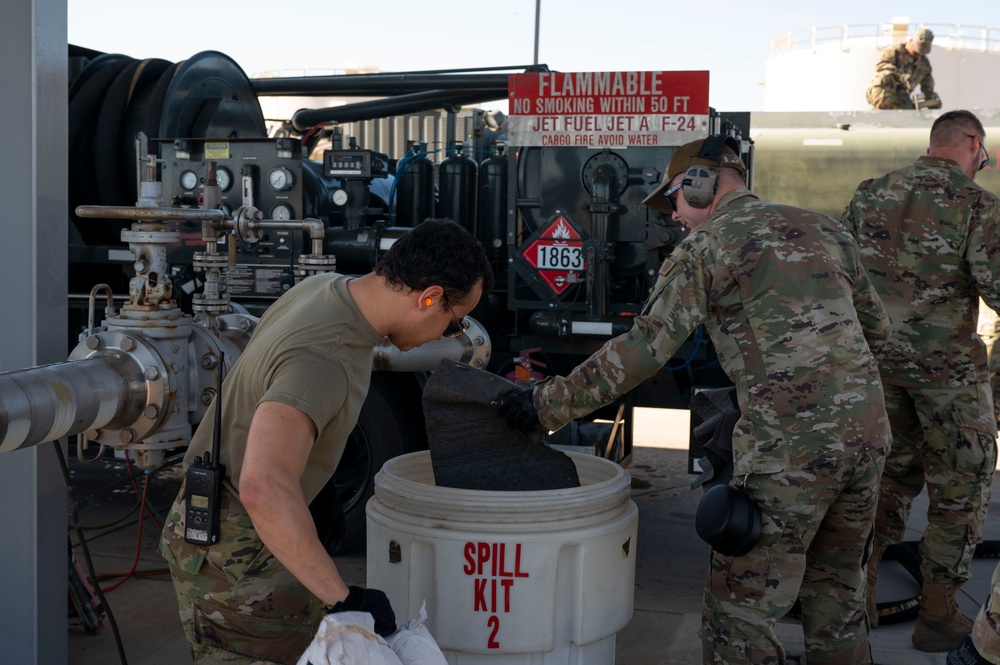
[463,540,531,649]
[521,215,585,295]
[507,70,710,148]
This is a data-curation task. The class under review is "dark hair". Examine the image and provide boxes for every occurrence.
[375,218,494,301]
[930,110,986,147]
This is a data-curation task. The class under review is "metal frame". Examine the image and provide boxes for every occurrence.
[0,0,68,662]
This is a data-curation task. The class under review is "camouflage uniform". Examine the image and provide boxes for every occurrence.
[841,155,1000,591]
[158,273,385,664]
[536,189,893,664]
[160,486,325,664]
[865,42,935,110]
[966,564,1000,662]
[866,64,913,110]
[977,300,1000,427]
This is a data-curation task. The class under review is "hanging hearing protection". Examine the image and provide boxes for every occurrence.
[681,135,743,209]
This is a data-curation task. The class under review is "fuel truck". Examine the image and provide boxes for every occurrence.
[3,52,746,550]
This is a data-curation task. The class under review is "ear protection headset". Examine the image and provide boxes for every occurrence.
[681,135,743,209]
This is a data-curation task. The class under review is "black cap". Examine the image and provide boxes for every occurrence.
[695,484,762,557]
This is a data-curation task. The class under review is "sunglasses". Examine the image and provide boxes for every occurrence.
[662,181,683,212]
[442,295,469,338]
[968,134,990,171]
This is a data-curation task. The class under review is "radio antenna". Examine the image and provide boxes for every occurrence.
[211,352,225,465]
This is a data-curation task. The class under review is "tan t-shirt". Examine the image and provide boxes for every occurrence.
[184,273,385,505]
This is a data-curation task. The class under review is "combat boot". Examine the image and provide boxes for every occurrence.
[912,582,974,652]
[866,543,887,628]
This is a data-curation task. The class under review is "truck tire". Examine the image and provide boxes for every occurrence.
[330,371,426,553]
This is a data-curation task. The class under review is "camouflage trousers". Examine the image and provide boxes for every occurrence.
[865,83,914,110]
[702,450,883,665]
[977,301,1000,427]
[159,487,325,664]
[874,382,997,585]
[964,561,1000,662]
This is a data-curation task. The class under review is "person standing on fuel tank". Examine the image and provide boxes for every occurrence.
[159,219,493,664]
[842,109,1000,653]
[499,135,893,664]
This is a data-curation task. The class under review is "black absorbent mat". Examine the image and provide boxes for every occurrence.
[422,359,580,491]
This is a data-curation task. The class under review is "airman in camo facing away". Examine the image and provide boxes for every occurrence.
[842,109,1000,653]
[866,28,939,109]
[499,135,893,664]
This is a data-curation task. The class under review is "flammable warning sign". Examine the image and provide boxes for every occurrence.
[507,70,710,148]
[520,214,585,296]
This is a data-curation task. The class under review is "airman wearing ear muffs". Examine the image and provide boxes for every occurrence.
[501,134,893,664]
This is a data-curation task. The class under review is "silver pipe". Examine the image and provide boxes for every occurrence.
[0,355,145,454]
[534,0,542,65]
[75,205,228,223]
[248,220,315,232]
[373,337,470,372]
[372,316,491,372]
[69,293,129,301]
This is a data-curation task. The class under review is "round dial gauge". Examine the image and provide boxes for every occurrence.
[270,204,293,221]
[179,169,199,191]
[332,189,349,206]
[267,166,295,191]
[216,167,233,192]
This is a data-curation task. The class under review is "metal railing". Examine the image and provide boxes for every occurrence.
[767,23,1000,58]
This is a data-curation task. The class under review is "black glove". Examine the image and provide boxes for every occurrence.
[328,585,396,637]
[498,383,540,432]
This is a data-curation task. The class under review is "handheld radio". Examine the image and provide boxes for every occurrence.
[184,352,227,546]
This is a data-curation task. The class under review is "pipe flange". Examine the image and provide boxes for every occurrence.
[216,312,258,346]
[192,252,232,269]
[461,316,492,369]
[192,294,232,310]
[297,254,337,275]
[105,309,192,339]
[298,254,337,267]
[121,228,181,243]
[188,325,225,426]
[192,302,233,315]
[232,205,263,243]
[68,329,168,446]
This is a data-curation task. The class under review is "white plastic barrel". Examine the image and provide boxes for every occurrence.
[366,450,638,665]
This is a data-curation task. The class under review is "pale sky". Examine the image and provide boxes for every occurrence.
[67,1,1000,111]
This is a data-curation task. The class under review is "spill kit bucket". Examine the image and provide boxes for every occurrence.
[367,450,638,665]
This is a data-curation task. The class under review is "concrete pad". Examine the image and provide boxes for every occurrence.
[67,407,1000,664]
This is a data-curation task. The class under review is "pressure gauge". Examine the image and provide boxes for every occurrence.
[332,189,349,206]
[270,204,293,221]
[179,169,199,191]
[216,167,233,192]
[267,166,295,191]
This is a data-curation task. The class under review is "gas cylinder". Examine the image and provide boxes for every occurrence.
[438,141,478,233]
[395,142,435,228]
[477,143,508,271]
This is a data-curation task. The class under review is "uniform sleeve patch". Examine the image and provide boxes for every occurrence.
[658,258,676,276]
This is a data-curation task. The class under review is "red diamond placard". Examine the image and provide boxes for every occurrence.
[521,215,586,295]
